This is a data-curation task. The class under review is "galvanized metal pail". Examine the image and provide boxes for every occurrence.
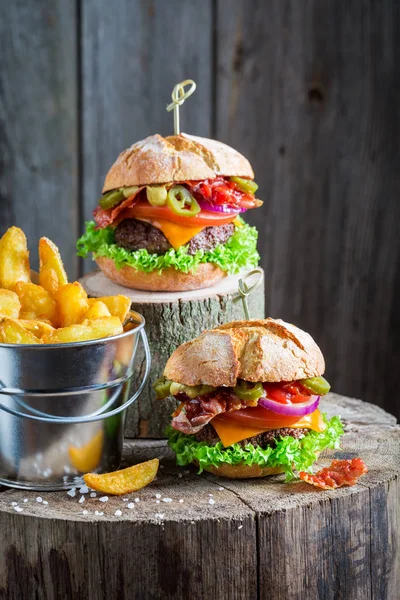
[0,311,150,490]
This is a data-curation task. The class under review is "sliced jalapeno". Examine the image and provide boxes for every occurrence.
[153,377,172,399]
[230,176,258,194]
[234,380,264,401]
[122,186,140,198]
[146,185,168,206]
[99,189,125,210]
[170,382,215,398]
[299,376,331,396]
[167,185,200,217]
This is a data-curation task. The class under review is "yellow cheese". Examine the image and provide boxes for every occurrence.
[137,218,206,249]
[211,409,326,447]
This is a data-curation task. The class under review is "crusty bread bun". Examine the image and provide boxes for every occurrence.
[164,318,325,386]
[102,133,254,192]
[95,256,226,291]
[198,462,284,479]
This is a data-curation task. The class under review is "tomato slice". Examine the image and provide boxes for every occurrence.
[116,202,239,227]
[263,382,311,405]
[215,406,302,428]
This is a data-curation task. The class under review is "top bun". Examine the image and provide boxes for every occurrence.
[103,133,254,192]
[164,318,325,387]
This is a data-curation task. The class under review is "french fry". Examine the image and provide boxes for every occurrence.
[0,227,30,290]
[39,237,68,296]
[42,316,123,344]
[16,282,57,325]
[68,431,104,473]
[0,318,42,344]
[94,295,131,323]
[18,319,55,339]
[83,458,159,495]
[56,282,89,327]
[0,290,21,318]
[83,300,111,320]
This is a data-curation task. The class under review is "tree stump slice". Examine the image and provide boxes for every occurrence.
[0,395,398,600]
[80,269,265,438]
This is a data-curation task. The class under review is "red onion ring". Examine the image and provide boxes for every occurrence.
[197,200,246,214]
[258,395,320,417]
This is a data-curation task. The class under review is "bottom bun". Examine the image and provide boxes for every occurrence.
[96,257,226,292]
[201,462,284,479]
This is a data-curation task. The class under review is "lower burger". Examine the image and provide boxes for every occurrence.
[156,319,343,479]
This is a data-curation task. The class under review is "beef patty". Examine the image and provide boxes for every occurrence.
[114,219,234,255]
[195,423,310,448]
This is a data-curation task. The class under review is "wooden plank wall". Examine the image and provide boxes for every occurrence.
[0,0,399,418]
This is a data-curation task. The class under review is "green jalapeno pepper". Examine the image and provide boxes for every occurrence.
[153,377,173,399]
[99,189,125,210]
[299,376,331,396]
[234,380,264,401]
[167,185,200,217]
[122,186,140,198]
[170,382,215,398]
[230,176,259,195]
[146,185,168,206]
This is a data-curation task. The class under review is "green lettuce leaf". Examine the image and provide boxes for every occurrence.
[166,414,344,481]
[76,219,260,275]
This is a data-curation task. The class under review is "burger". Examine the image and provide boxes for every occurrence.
[156,319,343,479]
[77,133,261,292]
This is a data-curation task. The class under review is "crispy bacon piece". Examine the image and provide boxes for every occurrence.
[299,458,368,489]
[171,390,246,435]
[94,188,145,228]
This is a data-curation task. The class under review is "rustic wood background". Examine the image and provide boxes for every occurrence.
[0,0,399,419]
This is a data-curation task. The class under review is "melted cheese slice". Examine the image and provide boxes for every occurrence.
[137,218,206,249]
[212,409,326,447]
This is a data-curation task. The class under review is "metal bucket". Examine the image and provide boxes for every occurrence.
[0,311,150,490]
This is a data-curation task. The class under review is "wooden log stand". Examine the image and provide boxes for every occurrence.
[80,269,265,438]
[0,394,398,600]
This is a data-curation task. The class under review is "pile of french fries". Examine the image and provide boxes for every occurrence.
[0,227,131,344]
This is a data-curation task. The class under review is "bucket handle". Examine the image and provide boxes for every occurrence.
[0,329,151,424]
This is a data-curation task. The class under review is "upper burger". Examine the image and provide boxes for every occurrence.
[77,134,261,292]
[156,319,344,479]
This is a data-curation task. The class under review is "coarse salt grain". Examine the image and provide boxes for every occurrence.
[209,498,216,505]
[178,473,183,478]
[162,498,172,503]
[122,498,129,502]
[114,510,122,517]
[156,500,160,504]
[90,492,96,498]
[238,525,243,530]
[155,513,165,519]
[99,496,108,502]
[36,497,43,503]
[11,502,17,506]
[179,499,184,503]
[67,488,76,498]
[155,493,161,499]
[42,500,48,505]
[14,506,23,512]
[23,499,28,503]
[127,503,135,509]
[79,496,85,504]
[218,487,224,491]
[79,485,89,494]
[95,511,104,516]
[209,494,213,497]
[82,510,88,515]
[134,498,140,503]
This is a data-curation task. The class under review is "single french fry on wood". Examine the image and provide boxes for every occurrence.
[42,317,123,344]
[0,227,30,290]
[16,281,58,325]
[56,282,89,327]
[95,295,132,323]
[39,237,68,297]
[83,300,111,320]
[0,289,21,319]
[83,458,159,495]
[0,318,42,344]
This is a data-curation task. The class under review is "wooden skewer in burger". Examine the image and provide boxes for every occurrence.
[155,319,344,479]
[77,80,262,292]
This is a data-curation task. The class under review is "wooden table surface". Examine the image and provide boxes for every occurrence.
[0,394,398,600]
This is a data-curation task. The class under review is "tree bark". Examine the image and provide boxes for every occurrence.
[81,269,265,437]
[0,395,398,600]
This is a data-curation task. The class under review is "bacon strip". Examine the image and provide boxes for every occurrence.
[299,458,368,489]
[94,188,145,228]
[171,390,247,435]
